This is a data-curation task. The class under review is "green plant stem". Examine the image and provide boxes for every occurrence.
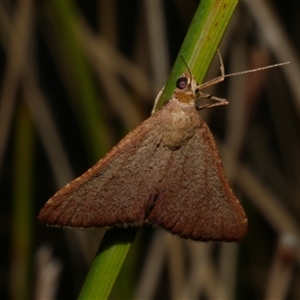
[78,0,238,299]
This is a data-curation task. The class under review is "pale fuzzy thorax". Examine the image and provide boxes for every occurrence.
[159,101,199,150]
[159,72,200,150]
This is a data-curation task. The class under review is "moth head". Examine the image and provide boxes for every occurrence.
[174,71,199,104]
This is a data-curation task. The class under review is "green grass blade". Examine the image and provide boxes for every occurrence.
[49,0,111,161]
[78,0,238,299]
[11,104,34,299]
[78,228,138,299]
[157,0,238,108]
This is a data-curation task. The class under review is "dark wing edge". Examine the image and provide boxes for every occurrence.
[147,121,248,242]
[38,112,168,228]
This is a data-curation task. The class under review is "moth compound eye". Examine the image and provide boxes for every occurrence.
[176,77,188,90]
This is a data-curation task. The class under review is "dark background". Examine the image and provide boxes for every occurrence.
[1,0,300,299]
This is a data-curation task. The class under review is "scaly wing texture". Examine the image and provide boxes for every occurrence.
[38,112,171,227]
[147,120,248,242]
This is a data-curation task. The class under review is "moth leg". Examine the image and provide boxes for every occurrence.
[196,99,229,110]
[196,91,229,110]
[196,50,229,110]
[196,49,225,91]
[151,86,165,115]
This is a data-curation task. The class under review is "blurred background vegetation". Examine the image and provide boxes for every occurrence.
[1,0,300,299]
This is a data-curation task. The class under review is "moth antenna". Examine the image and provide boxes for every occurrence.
[179,55,193,79]
[195,50,289,91]
[223,61,290,78]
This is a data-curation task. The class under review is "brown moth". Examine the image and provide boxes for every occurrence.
[38,52,288,242]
